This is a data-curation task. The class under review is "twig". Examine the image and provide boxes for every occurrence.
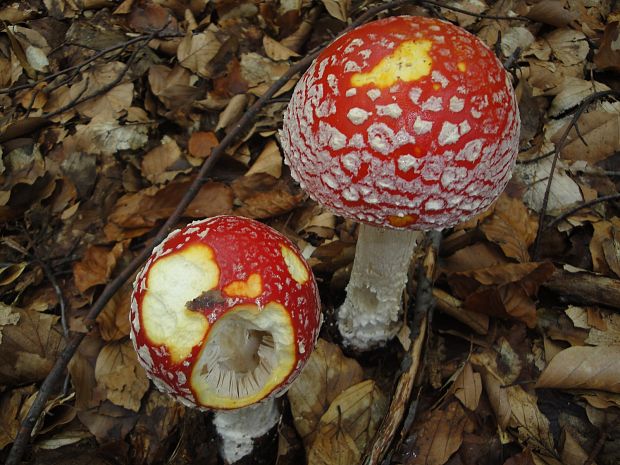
[531,90,620,259]
[546,193,620,229]
[43,33,151,119]
[420,0,531,21]
[584,416,620,465]
[363,230,441,465]
[6,2,423,463]
[0,32,176,95]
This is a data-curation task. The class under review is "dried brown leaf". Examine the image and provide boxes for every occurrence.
[546,29,589,66]
[72,242,125,293]
[537,346,620,393]
[516,157,583,213]
[0,386,35,449]
[474,348,554,453]
[442,242,507,273]
[480,194,538,262]
[128,390,185,465]
[67,333,104,411]
[62,115,149,156]
[0,303,20,344]
[233,175,304,219]
[594,21,620,73]
[406,401,471,465]
[526,1,579,28]
[76,401,139,443]
[591,221,614,275]
[107,181,234,238]
[70,62,133,120]
[314,380,387,456]
[503,450,537,465]
[321,0,350,22]
[288,339,364,445]
[307,425,360,465]
[95,340,149,412]
[177,29,221,78]
[547,79,610,117]
[551,109,620,164]
[560,429,590,465]
[188,131,218,159]
[127,3,177,33]
[507,386,555,453]
[449,262,554,327]
[453,362,483,411]
[245,139,282,178]
[148,64,202,111]
[240,52,291,96]
[141,137,189,184]
[263,35,300,61]
[96,285,131,342]
[215,94,249,132]
[0,306,65,385]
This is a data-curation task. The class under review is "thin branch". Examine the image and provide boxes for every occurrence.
[531,90,620,259]
[546,193,620,229]
[0,32,177,95]
[420,0,531,21]
[43,34,151,119]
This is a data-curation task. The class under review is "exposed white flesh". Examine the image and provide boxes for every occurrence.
[190,304,296,409]
[337,224,423,350]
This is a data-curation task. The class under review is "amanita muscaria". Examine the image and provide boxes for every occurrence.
[130,215,321,463]
[281,15,520,350]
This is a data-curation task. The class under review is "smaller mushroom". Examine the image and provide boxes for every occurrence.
[281,16,520,350]
[130,215,322,463]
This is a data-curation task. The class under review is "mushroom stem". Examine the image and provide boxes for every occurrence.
[337,224,423,350]
[212,397,280,464]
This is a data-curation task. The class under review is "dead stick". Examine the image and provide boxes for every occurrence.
[547,193,620,229]
[363,230,441,465]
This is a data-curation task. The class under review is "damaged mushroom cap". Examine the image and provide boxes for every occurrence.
[281,15,520,230]
[130,215,322,410]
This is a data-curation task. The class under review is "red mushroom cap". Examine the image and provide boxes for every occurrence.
[130,216,321,410]
[281,15,520,229]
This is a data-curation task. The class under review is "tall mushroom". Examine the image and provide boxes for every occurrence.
[130,215,322,463]
[281,16,519,350]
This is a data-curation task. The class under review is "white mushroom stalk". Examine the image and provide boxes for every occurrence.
[281,16,520,351]
[213,399,279,464]
[338,224,423,350]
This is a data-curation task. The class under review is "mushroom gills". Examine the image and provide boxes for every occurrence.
[199,315,279,399]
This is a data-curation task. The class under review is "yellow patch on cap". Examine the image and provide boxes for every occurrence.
[388,214,419,228]
[280,245,309,284]
[351,40,433,89]
[142,244,219,363]
[223,273,263,299]
[457,62,467,72]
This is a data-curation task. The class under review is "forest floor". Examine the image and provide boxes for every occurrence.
[1,0,620,464]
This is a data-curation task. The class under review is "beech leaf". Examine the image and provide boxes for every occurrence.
[537,346,620,393]
[94,340,149,412]
[308,380,387,464]
[288,339,364,445]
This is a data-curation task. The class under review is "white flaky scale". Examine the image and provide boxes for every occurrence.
[376,103,403,118]
[347,107,371,124]
[281,16,520,350]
